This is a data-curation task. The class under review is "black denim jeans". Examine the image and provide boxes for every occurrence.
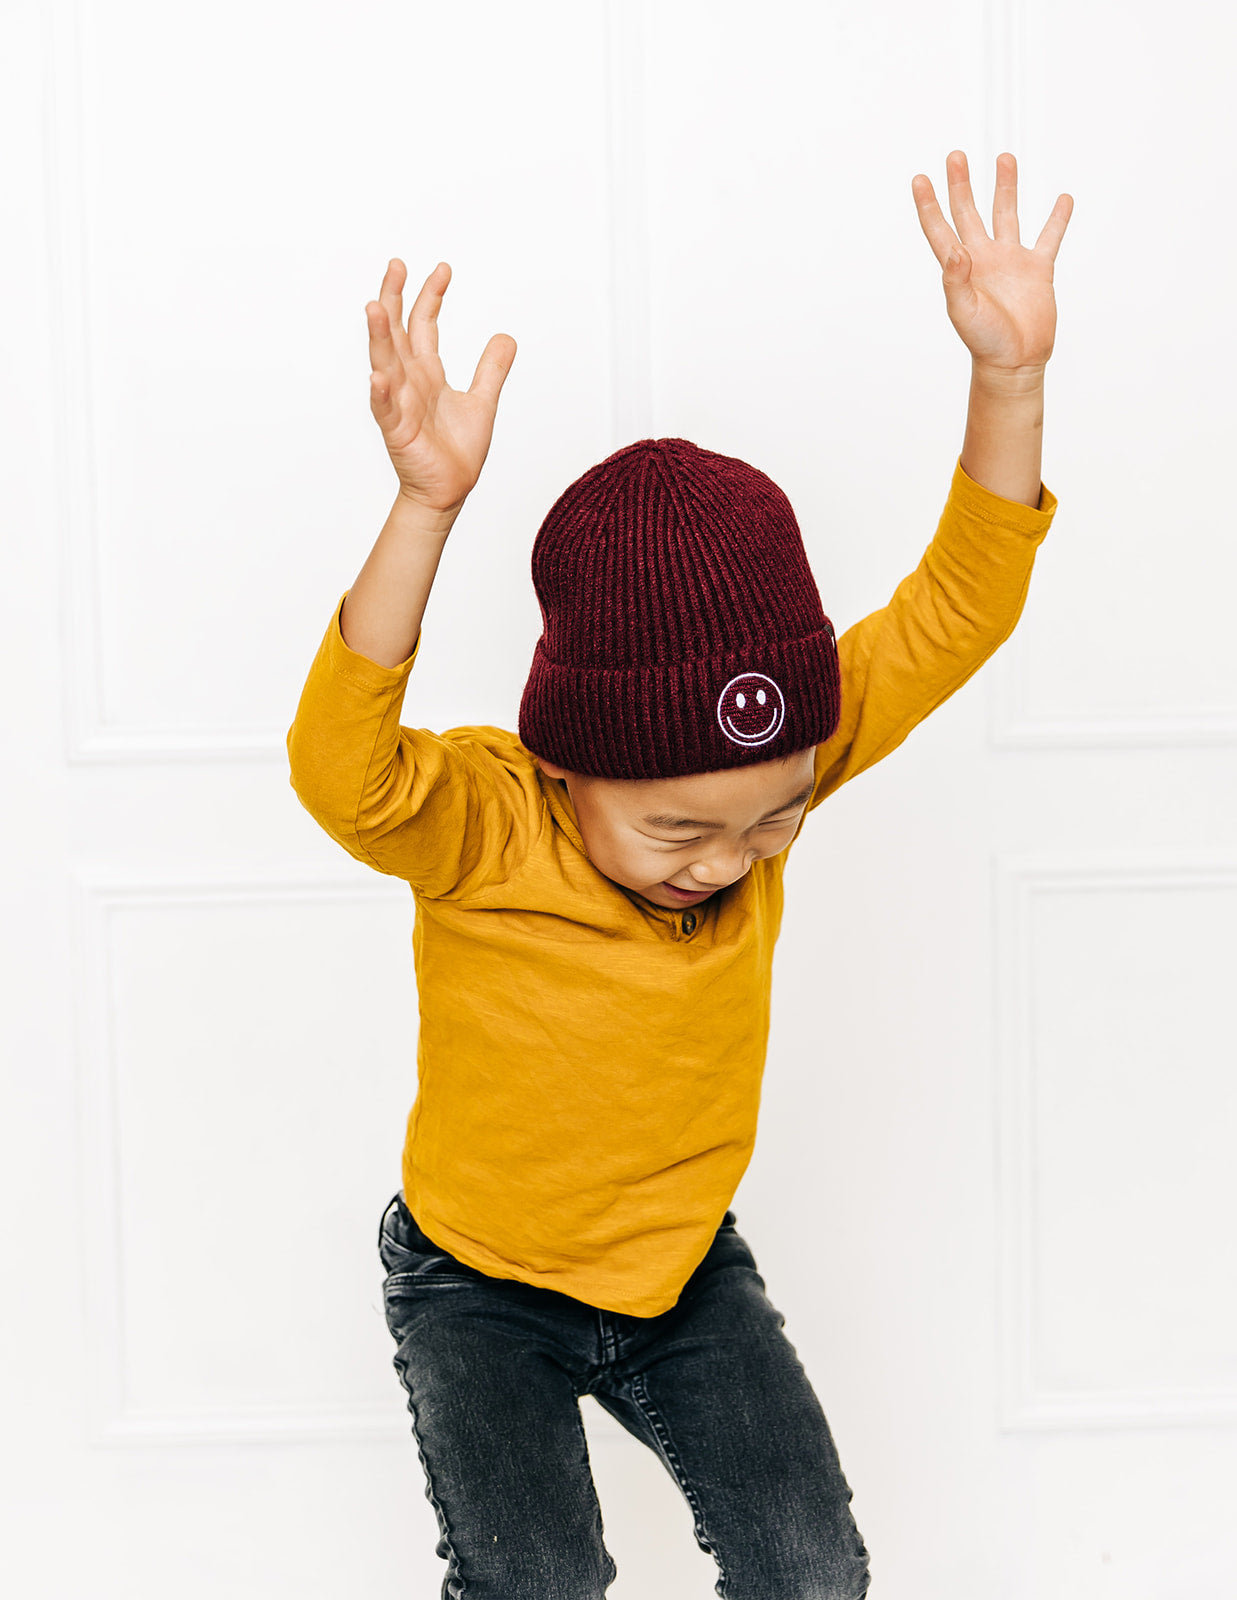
[378,1192,871,1598]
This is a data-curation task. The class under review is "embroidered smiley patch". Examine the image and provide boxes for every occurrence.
[716,672,786,747]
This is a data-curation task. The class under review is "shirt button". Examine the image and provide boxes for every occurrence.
[682,912,697,935]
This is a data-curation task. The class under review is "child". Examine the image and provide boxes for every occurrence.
[287,150,1072,1600]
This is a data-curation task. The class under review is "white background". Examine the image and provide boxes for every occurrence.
[3,1,1235,1595]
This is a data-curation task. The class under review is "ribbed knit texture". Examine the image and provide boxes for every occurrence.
[518,438,841,778]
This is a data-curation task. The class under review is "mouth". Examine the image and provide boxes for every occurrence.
[661,881,714,904]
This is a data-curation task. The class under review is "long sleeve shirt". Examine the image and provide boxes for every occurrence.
[286,457,1057,1315]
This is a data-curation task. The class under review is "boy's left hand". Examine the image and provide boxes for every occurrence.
[912,150,1073,375]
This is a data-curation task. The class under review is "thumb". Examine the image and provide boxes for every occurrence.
[943,244,972,287]
[469,332,517,409]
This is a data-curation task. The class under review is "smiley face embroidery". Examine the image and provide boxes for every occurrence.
[716,672,786,747]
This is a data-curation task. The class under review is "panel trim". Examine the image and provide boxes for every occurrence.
[984,0,1030,162]
[994,853,1237,1430]
[983,0,1237,748]
[44,1,283,764]
[989,681,1237,749]
[71,862,418,1444]
[50,0,646,762]
[603,0,654,446]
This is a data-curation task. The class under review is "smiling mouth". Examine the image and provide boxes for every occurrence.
[662,881,714,901]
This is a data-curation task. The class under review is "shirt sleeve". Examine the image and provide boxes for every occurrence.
[804,456,1058,811]
[285,594,542,898]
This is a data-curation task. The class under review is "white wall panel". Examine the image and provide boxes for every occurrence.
[997,857,1237,1429]
[988,0,1237,747]
[50,0,613,760]
[73,868,419,1441]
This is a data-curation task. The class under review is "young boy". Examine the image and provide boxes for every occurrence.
[287,151,1072,1600]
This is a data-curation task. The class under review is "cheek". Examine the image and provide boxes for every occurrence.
[622,834,679,881]
[591,820,650,875]
[629,837,670,870]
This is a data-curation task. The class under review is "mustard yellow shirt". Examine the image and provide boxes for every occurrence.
[287,458,1056,1315]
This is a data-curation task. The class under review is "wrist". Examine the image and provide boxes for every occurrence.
[391,491,462,541]
[969,360,1046,397]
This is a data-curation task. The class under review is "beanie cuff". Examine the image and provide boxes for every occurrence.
[519,627,841,779]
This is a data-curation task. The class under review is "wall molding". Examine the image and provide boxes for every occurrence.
[983,0,1237,750]
[984,0,1030,164]
[990,647,1237,748]
[603,0,654,448]
[49,0,655,763]
[71,863,420,1444]
[44,1,283,765]
[993,852,1237,1431]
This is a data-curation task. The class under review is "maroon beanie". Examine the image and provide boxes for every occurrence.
[518,438,841,779]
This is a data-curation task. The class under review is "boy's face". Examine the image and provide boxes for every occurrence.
[535,749,817,911]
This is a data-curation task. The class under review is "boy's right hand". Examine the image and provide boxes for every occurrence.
[366,260,516,517]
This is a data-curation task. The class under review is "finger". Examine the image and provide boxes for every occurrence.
[378,259,410,353]
[468,332,517,408]
[409,261,451,359]
[365,300,403,393]
[1034,192,1075,260]
[945,149,989,248]
[911,173,963,268]
[992,151,1020,244]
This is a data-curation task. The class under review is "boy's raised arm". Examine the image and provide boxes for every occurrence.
[340,259,516,667]
[287,260,533,897]
[798,151,1073,814]
[912,148,1072,508]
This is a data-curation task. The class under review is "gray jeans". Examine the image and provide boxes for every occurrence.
[378,1192,871,1598]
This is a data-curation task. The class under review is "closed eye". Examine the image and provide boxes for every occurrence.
[643,813,803,848]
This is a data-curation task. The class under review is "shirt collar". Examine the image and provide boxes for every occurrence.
[534,766,588,857]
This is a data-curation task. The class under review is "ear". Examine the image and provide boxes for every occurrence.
[534,756,571,781]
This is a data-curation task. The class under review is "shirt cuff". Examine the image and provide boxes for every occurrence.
[326,591,422,690]
[951,455,1058,533]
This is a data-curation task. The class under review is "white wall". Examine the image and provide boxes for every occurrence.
[3,1,1235,1595]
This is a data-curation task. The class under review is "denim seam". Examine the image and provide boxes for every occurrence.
[627,1369,729,1593]
[394,1346,469,1597]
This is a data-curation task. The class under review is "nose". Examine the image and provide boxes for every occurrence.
[687,843,757,890]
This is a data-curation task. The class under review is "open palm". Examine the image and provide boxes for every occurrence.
[912,151,1073,372]
[366,260,516,513]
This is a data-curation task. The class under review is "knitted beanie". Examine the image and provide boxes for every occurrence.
[518,437,841,779]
